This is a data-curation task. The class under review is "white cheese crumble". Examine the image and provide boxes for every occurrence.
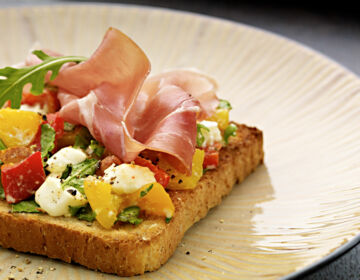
[198,120,222,148]
[46,147,87,175]
[20,103,49,115]
[103,163,156,194]
[35,176,87,217]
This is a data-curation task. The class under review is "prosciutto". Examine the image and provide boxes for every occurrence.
[44,28,218,172]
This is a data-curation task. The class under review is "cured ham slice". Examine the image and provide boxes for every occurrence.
[141,70,219,120]
[51,28,203,172]
[22,27,219,172]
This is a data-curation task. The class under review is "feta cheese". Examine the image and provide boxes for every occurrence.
[198,120,222,147]
[46,147,87,175]
[103,163,156,194]
[35,176,87,217]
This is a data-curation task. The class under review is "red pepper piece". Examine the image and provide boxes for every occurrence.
[134,157,170,187]
[1,151,46,204]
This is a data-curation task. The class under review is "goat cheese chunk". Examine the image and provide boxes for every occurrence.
[103,163,156,194]
[46,147,87,175]
[35,176,87,217]
[199,120,222,147]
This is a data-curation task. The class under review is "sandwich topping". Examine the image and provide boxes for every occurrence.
[0,27,237,229]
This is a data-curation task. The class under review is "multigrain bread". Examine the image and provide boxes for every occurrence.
[0,123,263,276]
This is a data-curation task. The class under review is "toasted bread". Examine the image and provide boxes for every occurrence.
[0,123,263,276]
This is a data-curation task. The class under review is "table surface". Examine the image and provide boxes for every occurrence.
[0,1,359,279]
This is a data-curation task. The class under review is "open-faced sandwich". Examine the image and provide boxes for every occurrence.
[0,28,263,276]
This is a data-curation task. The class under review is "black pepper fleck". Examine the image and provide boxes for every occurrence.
[178,179,183,184]
[186,251,190,255]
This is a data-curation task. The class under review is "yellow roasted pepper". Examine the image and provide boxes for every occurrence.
[135,182,175,218]
[0,108,42,147]
[208,108,229,131]
[158,149,205,190]
[84,179,122,229]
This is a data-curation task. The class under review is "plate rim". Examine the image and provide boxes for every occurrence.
[1,2,360,279]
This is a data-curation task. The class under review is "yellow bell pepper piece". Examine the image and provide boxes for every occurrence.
[0,108,42,147]
[158,149,205,190]
[208,108,229,131]
[134,182,175,218]
[84,179,122,229]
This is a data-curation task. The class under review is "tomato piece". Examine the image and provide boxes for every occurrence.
[47,112,64,140]
[1,151,46,203]
[21,89,60,113]
[134,157,170,187]
[30,113,65,153]
[203,150,219,169]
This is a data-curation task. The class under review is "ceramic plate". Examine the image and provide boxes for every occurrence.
[0,4,360,280]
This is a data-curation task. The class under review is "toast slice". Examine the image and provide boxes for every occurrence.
[0,123,263,276]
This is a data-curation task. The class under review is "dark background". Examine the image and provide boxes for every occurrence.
[1,1,360,279]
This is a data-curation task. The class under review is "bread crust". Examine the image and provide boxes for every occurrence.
[0,123,263,276]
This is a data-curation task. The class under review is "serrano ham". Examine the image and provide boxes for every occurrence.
[31,28,219,173]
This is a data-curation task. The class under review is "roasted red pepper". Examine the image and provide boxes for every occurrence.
[1,151,46,203]
[134,157,170,187]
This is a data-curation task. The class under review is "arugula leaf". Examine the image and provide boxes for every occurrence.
[117,206,143,225]
[73,127,92,149]
[196,123,210,147]
[88,140,105,158]
[224,123,237,145]
[12,200,41,213]
[0,50,87,109]
[217,99,232,110]
[140,184,153,198]
[0,139,6,150]
[62,158,99,194]
[60,164,72,180]
[69,204,96,222]
[41,123,56,159]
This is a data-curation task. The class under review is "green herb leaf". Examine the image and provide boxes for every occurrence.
[69,204,96,222]
[196,123,210,147]
[88,140,105,158]
[140,184,153,198]
[60,164,72,180]
[12,200,41,213]
[224,123,237,145]
[117,206,143,225]
[64,122,76,132]
[165,217,172,224]
[62,158,99,194]
[0,139,6,150]
[73,127,92,149]
[40,123,56,159]
[217,99,232,110]
[0,50,87,109]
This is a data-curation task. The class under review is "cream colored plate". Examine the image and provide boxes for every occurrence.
[1,4,360,280]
